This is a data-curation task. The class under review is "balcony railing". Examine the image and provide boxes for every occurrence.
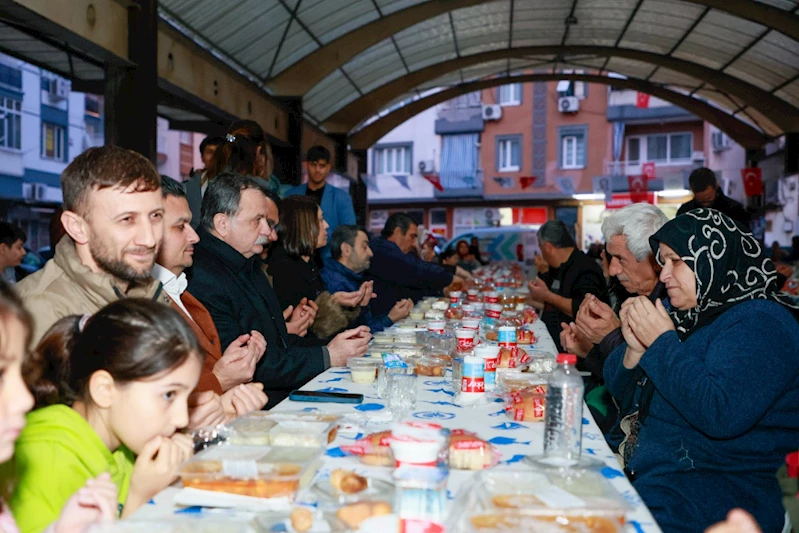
[604,159,696,177]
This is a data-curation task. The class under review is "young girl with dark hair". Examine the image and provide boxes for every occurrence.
[0,280,118,533]
[5,299,204,533]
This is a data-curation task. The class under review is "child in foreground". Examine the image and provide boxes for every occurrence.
[6,299,204,533]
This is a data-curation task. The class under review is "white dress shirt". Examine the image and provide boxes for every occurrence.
[151,264,193,320]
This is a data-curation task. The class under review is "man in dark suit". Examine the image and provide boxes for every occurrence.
[677,167,750,227]
[188,172,371,407]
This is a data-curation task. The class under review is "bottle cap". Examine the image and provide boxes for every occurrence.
[556,353,577,365]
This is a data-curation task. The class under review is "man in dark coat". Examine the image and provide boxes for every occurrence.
[188,172,371,408]
[677,167,750,227]
[366,213,457,316]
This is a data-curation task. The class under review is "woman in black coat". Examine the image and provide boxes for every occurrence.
[267,196,366,340]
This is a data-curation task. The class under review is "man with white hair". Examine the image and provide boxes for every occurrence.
[560,202,670,434]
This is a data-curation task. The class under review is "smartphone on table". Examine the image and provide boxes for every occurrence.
[288,390,364,404]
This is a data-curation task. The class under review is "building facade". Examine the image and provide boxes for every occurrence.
[365,77,753,250]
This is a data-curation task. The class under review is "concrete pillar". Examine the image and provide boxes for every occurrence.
[104,0,157,162]
[278,96,303,186]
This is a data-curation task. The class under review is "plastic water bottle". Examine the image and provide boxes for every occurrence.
[543,353,584,465]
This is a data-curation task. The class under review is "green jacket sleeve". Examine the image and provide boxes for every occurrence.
[7,442,87,533]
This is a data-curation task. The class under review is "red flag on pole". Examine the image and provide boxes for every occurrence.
[628,175,648,203]
[519,176,536,190]
[422,173,444,192]
[642,162,656,180]
[741,168,763,197]
[636,92,650,109]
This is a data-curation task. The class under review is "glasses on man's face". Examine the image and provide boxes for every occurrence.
[267,220,278,231]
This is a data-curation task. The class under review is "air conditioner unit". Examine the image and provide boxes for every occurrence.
[558,96,579,113]
[418,160,436,173]
[48,78,68,100]
[691,151,706,168]
[711,131,731,151]
[482,104,502,121]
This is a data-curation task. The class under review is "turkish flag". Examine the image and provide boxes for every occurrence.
[636,92,650,109]
[741,168,763,197]
[629,175,648,203]
[642,162,656,180]
[519,176,536,190]
[422,173,444,192]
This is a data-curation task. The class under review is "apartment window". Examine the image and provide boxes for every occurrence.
[374,144,412,175]
[628,132,692,164]
[557,70,587,99]
[498,84,522,106]
[0,97,21,150]
[42,123,65,160]
[627,137,640,164]
[496,135,521,172]
[558,125,587,169]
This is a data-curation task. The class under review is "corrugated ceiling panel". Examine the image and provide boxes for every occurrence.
[725,32,799,91]
[270,20,321,77]
[605,57,662,79]
[648,67,704,89]
[736,106,782,137]
[619,0,706,54]
[298,0,378,44]
[566,0,639,47]
[672,10,765,70]
[305,70,359,121]
[377,0,431,16]
[753,0,799,9]
[453,2,510,56]
[775,80,799,108]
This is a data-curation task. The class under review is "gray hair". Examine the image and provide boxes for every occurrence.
[200,172,264,232]
[601,203,669,261]
[538,220,576,249]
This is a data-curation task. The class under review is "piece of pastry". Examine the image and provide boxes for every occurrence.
[336,501,392,529]
[449,429,495,470]
[485,331,498,341]
[290,507,313,533]
[330,469,368,494]
[491,494,542,508]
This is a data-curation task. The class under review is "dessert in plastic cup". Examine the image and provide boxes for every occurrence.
[389,421,447,468]
[427,319,446,334]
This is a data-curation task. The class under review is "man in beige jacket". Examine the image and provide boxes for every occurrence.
[18,146,164,344]
[17,146,227,429]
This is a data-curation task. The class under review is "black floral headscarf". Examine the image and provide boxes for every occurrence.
[649,208,799,340]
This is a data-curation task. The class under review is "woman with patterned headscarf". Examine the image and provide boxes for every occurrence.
[604,208,799,533]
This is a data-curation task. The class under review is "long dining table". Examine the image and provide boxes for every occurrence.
[134,316,662,532]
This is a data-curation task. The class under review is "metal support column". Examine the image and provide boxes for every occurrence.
[350,148,368,228]
[278,96,303,186]
[104,0,158,162]
[785,133,799,177]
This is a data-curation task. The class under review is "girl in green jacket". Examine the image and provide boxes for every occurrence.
[5,299,205,533]
[0,281,118,533]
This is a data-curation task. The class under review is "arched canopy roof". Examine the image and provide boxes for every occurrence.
[159,0,799,145]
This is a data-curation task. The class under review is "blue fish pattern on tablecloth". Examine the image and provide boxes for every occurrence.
[329,370,350,374]
[301,407,319,413]
[488,410,506,417]
[601,466,625,479]
[423,380,448,386]
[422,400,461,408]
[425,388,455,396]
[314,387,348,393]
[413,411,456,421]
[354,403,385,412]
[502,454,528,465]
[487,436,532,446]
[582,417,590,425]
[491,422,528,430]
[322,378,344,383]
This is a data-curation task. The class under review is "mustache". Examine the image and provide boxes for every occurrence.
[255,236,269,246]
[124,246,156,255]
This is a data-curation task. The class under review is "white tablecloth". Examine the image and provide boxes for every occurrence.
[136,318,662,532]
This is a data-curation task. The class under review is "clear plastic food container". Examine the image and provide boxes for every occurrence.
[270,420,335,448]
[348,357,380,385]
[415,353,449,377]
[476,466,630,515]
[178,445,322,499]
[227,416,276,446]
[248,411,340,445]
[467,509,625,532]
[495,371,547,396]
